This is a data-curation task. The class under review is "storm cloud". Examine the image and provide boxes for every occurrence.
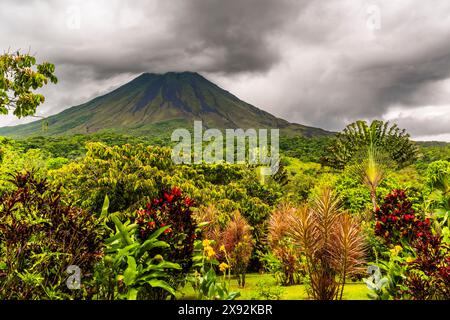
[0,0,449,141]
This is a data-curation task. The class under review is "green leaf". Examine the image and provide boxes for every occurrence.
[127,288,138,300]
[147,279,176,296]
[227,292,241,300]
[100,195,110,219]
[123,256,137,286]
[144,261,181,272]
[112,215,133,246]
[146,225,171,242]
[137,240,169,257]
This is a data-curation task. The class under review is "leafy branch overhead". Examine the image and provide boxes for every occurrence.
[0,51,57,118]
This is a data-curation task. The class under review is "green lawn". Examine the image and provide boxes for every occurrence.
[177,273,370,300]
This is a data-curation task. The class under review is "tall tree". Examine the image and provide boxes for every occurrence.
[0,51,57,118]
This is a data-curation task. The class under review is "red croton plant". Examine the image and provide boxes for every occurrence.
[135,187,197,273]
[375,189,450,299]
[375,189,432,245]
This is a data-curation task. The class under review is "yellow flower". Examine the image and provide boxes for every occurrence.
[202,239,211,248]
[390,245,403,256]
[219,262,229,272]
[405,256,415,263]
[204,245,216,259]
[219,245,226,252]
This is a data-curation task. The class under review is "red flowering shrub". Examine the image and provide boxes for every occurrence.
[374,189,431,245]
[135,187,197,272]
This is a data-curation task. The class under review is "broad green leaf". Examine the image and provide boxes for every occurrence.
[148,279,176,296]
[123,256,137,286]
[127,288,138,300]
[137,239,169,257]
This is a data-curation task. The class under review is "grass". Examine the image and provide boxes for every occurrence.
[177,273,370,300]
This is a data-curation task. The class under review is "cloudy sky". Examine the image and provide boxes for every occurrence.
[1,0,450,141]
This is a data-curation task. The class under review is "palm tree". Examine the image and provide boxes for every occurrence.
[325,120,411,214]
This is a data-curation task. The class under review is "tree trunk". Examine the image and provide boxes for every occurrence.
[370,187,377,214]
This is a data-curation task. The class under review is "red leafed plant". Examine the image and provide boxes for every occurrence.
[403,234,450,299]
[135,187,197,272]
[374,189,432,245]
[0,171,104,299]
[375,189,450,299]
[221,211,254,288]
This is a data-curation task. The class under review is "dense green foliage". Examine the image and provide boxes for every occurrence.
[95,215,181,300]
[1,121,450,300]
[1,49,449,301]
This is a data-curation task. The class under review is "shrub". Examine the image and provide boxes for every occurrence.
[268,204,303,286]
[135,187,197,274]
[94,214,180,300]
[50,142,276,267]
[403,235,450,299]
[189,239,240,300]
[221,211,254,287]
[374,189,432,246]
[194,206,254,287]
[373,189,450,300]
[288,187,366,300]
[253,280,284,300]
[0,171,104,299]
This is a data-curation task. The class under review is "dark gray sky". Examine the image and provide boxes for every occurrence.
[1,0,450,141]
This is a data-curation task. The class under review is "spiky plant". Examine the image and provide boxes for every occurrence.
[268,204,302,285]
[195,206,253,287]
[222,211,254,288]
[288,187,366,300]
[330,214,367,299]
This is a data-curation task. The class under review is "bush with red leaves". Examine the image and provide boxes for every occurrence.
[136,187,197,273]
[374,189,432,245]
[375,189,450,299]
[403,235,450,299]
[0,171,104,299]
